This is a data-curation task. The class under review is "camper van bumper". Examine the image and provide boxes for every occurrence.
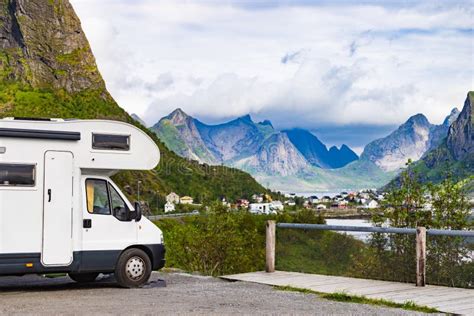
[147,244,166,270]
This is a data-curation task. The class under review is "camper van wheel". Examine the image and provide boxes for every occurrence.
[115,248,152,288]
[68,272,99,283]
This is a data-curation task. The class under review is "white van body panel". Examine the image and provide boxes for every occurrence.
[0,119,165,276]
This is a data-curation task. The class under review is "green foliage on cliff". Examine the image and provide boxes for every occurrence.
[152,120,189,157]
[0,83,126,119]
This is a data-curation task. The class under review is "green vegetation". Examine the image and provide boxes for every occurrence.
[154,207,364,276]
[56,47,87,66]
[407,142,474,187]
[153,121,189,157]
[275,286,439,313]
[276,224,364,276]
[154,162,473,288]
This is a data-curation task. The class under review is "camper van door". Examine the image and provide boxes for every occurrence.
[42,151,74,266]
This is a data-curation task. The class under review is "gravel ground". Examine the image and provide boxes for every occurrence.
[0,272,433,315]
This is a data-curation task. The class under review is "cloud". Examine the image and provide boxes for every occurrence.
[144,73,175,92]
[70,0,473,147]
[281,49,309,64]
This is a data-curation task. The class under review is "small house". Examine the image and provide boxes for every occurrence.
[308,196,319,204]
[166,192,180,204]
[321,196,331,203]
[180,196,194,205]
[164,202,175,213]
[364,200,379,209]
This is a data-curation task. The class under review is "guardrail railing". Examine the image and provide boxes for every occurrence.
[265,221,474,287]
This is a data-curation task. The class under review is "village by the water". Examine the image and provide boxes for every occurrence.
[160,189,468,217]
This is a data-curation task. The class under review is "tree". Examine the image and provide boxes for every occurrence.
[354,161,473,287]
[426,175,473,287]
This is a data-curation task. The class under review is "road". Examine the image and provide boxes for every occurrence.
[0,272,431,315]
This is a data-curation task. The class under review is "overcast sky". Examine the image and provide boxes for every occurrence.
[70,0,473,154]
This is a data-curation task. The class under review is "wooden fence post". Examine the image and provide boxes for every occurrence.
[266,220,276,273]
[416,227,426,287]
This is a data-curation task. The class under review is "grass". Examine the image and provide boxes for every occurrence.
[275,286,440,314]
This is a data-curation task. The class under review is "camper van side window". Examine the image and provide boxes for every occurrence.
[86,179,111,215]
[0,164,35,186]
[92,134,130,151]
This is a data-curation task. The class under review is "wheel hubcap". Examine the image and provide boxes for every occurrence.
[125,256,146,280]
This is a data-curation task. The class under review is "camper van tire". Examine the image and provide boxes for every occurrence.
[68,272,99,283]
[115,248,152,288]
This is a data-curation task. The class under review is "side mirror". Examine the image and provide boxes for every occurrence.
[134,202,142,222]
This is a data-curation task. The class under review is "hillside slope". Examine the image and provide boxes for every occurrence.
[0,0,269,204]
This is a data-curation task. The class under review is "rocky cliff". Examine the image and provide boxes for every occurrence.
[447,92,473,160]
[360,109,459,172]
[387,92,474,190]
[152,108,218,164]
[195,114,273,162]
[152,109,275,164]
[1,0,105,93]
[234,133,311,176]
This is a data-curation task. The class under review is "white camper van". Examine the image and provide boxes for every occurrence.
[0,118,165,288]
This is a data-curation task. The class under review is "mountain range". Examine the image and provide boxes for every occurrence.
[149,105,463,192]
[151,109,359,175]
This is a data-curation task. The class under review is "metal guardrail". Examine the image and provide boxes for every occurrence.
[147,212,200,220]
[276,223,474,237]
[266,221,474,287]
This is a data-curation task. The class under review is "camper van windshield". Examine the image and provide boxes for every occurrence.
[92,134,130,151]
[0,164,35,186]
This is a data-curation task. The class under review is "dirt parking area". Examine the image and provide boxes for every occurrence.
[0,272,430,315]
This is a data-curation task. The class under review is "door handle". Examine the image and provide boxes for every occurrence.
[47,189,51,202]
[83,219,92,229]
